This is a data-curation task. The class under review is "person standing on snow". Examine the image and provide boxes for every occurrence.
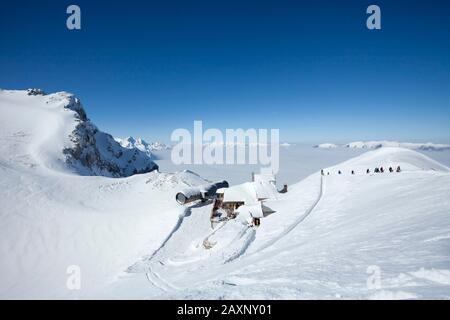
[366,169,370,174]
[396,166,401,173]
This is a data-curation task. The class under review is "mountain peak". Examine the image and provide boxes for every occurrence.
[0,89,158,177]
[26,88,46,96]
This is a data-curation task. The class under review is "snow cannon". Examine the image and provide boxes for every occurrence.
[176,180,229,205]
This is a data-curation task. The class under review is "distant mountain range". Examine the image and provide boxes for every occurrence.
[115,137,171,158]
[314,141,450,151]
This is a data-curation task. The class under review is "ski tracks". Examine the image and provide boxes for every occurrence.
[140,208,190,292]
[146,264,179,292]
[223,227,257,263]
[254,175,324,253]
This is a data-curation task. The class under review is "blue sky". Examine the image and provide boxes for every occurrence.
[1,0,449,143]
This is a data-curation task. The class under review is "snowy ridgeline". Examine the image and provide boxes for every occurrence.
[115,136,171,158]
[314,141,450,151]
[0,89,158,177]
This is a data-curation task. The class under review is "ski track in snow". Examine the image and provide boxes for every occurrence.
[253,175,324,254]
[223,227,257,263]
[146,265,179,292]
[146,208,191,261]
[202,220,228,248]
[140,204,211,292]
[145,269,168,292]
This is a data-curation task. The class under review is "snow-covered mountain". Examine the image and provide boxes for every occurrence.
[1,88,450,299]
[314,140,450,151]
[313,143,338,149]
[150,141,171,151]
[115,136,171,157]
[0,89,158,177]
[346,141,450,151]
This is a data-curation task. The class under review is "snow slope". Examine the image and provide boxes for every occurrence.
[108,147,450,300]
[324,147,449,174]
[0,89,206,299]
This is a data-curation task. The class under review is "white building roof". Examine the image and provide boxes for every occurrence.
[223,182,258,204]
[223,180,278,204]
[253,180,278,200]
[221,169,278,204]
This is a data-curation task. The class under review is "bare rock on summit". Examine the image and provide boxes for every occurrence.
[60,94,159,177]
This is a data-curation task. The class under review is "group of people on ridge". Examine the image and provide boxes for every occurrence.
[321,166,401,176]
